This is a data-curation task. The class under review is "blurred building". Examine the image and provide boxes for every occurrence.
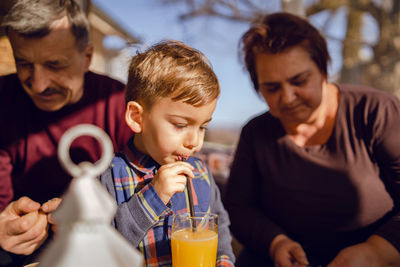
[0,0,140,81]
[196,140,237,197]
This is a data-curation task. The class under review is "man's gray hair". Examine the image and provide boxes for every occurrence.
[2,0,90,51]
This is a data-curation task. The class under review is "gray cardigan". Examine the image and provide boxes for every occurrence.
[99,163,235,263]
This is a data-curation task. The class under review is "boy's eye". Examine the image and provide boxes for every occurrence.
[174,124,187,129]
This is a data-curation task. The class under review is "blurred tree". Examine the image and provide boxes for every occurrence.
[159,0,400,95]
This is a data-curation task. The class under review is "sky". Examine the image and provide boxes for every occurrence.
[90,0,362,129]
[91,0,268,129]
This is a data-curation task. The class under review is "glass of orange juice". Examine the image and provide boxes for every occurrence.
[171,212,218,267]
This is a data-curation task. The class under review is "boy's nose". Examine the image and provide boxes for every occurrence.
[184,130,201,150]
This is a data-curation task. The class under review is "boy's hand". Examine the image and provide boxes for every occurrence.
[152,161,194,204]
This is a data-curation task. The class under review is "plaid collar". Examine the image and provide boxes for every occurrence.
[124,137,159,175]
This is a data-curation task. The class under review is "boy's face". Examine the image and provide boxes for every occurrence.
[131,97,217,165]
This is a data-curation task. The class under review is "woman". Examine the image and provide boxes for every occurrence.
[225,12,400,267]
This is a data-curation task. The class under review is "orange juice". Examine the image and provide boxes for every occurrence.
[171,228,218,267]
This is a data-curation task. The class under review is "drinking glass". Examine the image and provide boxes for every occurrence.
[171,212,218,267]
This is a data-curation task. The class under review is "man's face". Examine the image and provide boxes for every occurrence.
[8,16,92,111]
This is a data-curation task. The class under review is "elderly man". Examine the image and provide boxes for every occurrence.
[0,0,131,265]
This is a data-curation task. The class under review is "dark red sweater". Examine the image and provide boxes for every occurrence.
[0,72,132,210]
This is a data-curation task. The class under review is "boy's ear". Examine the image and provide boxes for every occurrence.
[125,101,144,133]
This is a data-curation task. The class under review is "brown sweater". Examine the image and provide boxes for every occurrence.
[225,84,400,265]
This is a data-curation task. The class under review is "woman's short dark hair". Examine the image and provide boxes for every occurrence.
[2,0,90,52]
[240,12,331,92]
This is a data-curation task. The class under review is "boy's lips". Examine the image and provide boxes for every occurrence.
[177,155,189,161]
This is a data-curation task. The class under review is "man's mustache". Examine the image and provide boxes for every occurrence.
[38,87,62,96]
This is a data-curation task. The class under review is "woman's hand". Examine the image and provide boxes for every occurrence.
[270,234,310,267]
[152,161,194,204]
[327,235,400,267]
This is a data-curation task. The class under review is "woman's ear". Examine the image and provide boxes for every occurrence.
[125,101,144,133]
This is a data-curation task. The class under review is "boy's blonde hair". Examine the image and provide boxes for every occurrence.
[125,40,220,107]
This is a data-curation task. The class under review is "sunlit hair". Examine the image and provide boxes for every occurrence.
[125,40,220,108]
[239,12,330,92]
[2,0,90,52]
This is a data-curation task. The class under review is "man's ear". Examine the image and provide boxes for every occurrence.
[83,43,94,72]
[125,101,143,133]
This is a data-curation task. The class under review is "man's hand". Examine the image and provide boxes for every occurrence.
[152,161,194,204]
[270,234,310,267]
[41,197,62,224]
[41,197,62,234]
[0,197,49,255]
[327,235,400,267]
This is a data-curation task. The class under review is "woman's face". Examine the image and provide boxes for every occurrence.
[255,45,326,126]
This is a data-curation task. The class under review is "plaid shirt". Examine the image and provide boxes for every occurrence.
[101,138,234,267]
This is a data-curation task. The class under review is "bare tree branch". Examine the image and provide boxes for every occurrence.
[158,0,400,94]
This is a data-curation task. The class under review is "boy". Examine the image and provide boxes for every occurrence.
[99,40,235,266]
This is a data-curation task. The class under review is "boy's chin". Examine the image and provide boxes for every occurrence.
[157,157,175,165]
[158,154,192,165]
